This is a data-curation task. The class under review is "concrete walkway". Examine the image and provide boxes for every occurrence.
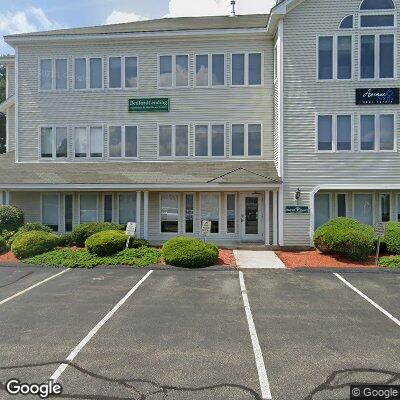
[233,250,286,269]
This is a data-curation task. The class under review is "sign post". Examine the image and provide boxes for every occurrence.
[375,222,386,266]
[201,220,212,242]
[125,222,137,249]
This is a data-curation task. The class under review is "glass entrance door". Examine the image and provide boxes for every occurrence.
[240,194,264,241]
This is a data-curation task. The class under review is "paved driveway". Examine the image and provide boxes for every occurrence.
[0,266,399,399]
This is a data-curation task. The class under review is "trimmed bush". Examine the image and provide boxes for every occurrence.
[9,223,54,246]
[314,217,375,261]
[0,235,7,254]
[0,205,24,233]
[128,238,150,249]
[378,256,400,268]
[85,230,127,256]
[384,221,400,255]
[162,236,219,268]
[71,223,124,247]
[58,232,75,247]
[11,230,60,259]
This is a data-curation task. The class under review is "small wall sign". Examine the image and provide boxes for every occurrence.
[285,206,310,214]
[129,98,170,112]
[201,220,212,237]
[356,88,399,105]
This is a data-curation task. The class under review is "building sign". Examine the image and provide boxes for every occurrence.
[356,88,399,105]
[285,206,310,215]
[129,98,170,112]
[201,220,212,236]
[125,222,137,237]
[375,222,387,238]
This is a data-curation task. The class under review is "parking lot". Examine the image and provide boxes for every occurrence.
[0,265,399,400]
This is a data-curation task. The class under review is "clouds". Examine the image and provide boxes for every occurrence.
[105,10,148,25]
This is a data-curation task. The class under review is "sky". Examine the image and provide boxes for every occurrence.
[0,0,276,55]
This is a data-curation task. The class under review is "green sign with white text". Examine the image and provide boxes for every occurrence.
[285,206,310,214]
[129,98,170,112]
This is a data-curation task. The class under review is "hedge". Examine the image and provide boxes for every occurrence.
[11,230,60,259]
[0,235,7,254]
[378,256,400,269]
[0,205,24,233]
[383,222,400,255]
[71,222,124,247]
[9,223,54,246]
[85,230,127,256]
[314,217,375,261]
[162,236,219,268]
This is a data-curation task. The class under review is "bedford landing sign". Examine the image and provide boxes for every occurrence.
[129,98,170,112]
[356,88,399,105]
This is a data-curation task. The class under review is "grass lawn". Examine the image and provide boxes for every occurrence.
[24,247,161,269]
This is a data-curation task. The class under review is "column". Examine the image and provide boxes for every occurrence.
[143,191,149,240]
[264,190,270,246]
[273,190,278,246]
[136,191,142,238]
[5,191,10,205]
[0,191,3,205]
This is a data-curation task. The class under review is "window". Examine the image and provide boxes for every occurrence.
[40,127,53,158]
[361,34,394,79]
[125,57,138,88]
[337,194,347,217]
[360,0,394,10]
[109,126,138,158]
[354,194,373,225]
[212,54,225,86]
[109,57,121,88]
[56,127,68,158]
[360,114,395,151]
[318,36,352,80]
[103,194,113,223]
[40,59,52,90]
[42,194,59,231]
[227,194,236,234]
[232,53,262,86]
[74,57,103,89]
[90,127,103,158]
[108,56,138,89]
[314,193,331,229]
[158,125,189,157]
[160,193,179,233]
[185,194,194,233]
[119,194,136,226]
[64,194,73,232]
[195,124,225,157]
[90,58,102,89]
[232,124,262,156]
[380,193,391,222]
[159,55,188,88]
[339,15,354,29]
[360,14,394,27]
[74,127,104,158]
[317,115,352,152]
[201,193,220,233]
[196,54,209,86]
[195,54,226,87]
[55,59,68,90]
[80,194,98,223]
[74,58,86,89]
[40,127,68,159]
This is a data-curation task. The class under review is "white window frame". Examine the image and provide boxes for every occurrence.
[338,15,354,29]
[183,192,195,235]
[78,193,99,225]
[359,0,395,11]
[225,192,238,235]
[108,125,139,159]
[117,192,137,226]
[38,126,69,160]
[199,192,222,236]
[358,10,397,29]
[40,192,61,233]
[194,53,227,88]
[102,193,114,223]
[230,122,263,158]
[38,58,69,92]
[157,124,190,158]
[316,35,354,81]
[158,54,190,89]
[159,192,181,235]
[352,192,375,224]
[359,32,397,80]
[73,126,105,160]
[73,57,104,90]
[194,123,227,158]
[231,52,264,87]
[315,113,354,153]
[359,112,397,152]
[107,55,139,90]
[335,193,348,217]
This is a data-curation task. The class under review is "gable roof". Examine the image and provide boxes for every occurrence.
[208,167,280,184]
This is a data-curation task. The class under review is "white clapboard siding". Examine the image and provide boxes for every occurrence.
[6,105,15,152]
[6,64,15,97]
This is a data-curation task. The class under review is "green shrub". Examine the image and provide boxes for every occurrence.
[128,238,150,249]
[378,256,400,268]
[314,217,375,261]
[11,231,60,259]
[58,232,75,247]
[1,230,17,247]
[71,222,124,247]
[162,236,219,268]
[9,223,54,246]
[85,230,127,256]
[0,205,24,233]
[384,222,400,255]
[0,235,7,254]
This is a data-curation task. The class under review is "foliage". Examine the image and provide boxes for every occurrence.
[11,230,60,259]
[162,236,219,268]
[313,217,375,261]
[0,235,7,254]
[57,232,75,247]
[9,223,54,245]
[1,229,17,247]
[85,230,127,256]
[24,247,161,269]
[71,222,124,247]
[128,237,150,249]
[0,205,24,233]
[378,256,400,269]
[383,222,400,255]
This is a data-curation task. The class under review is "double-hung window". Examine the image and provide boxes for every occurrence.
[200,193,220,234]
[232,53,262,86]
[80,194,98,223]
[231,123,262,157]
[159,55,189,88]
[318,36,352,80]
[354,193,374,225]
[195,54,225,87]
[158,125,189,157]
[74,57,103,89]
[160,193,179,233]
[109,126,138,158]
[360,114,395,151]
[195,124,225,157]
[108,56,138,89]
[118,194,136,226]
[317,114,352,152]
[40,127,68,159]
[74,126,104,158]
[40,58,68,90]
[42,194,59,231]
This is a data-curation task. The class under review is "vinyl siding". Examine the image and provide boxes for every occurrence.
[282,0,400,245]
[6,105,15,152]
[10,192,41,223]
[16,36,274,162]
[6,64,15,97]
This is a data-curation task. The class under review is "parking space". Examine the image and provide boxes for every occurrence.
[0,266,399,400]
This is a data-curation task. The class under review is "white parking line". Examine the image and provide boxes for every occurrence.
[239,271,272,400]
[0,269,70,306]
[50,270,153,382]
[334,273,400,328]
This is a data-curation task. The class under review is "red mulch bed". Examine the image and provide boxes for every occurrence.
[218,250,237,268]
[0,251,19,264]
[276,250,380,269]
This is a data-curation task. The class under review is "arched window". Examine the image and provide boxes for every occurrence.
[339,15,354,29]
[360,0,394,10]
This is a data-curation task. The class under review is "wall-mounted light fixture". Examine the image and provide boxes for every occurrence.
[295,188,301,201]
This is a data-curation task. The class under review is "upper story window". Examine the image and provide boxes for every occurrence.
[108,56,138,89]
[195,124,225,157]
[232,53,262,86]
[40,126,68,159]
[195,54,225,87]
[360,113,395,151]
[40,58,68,91]
[339,15,354,29]
[159,55,189,88]
[316,114,352,152]
[231,123,262,157]
[109,126,138,158]
[360,0,394,10]
[74,57,103,90]
[74,126,104,158]
[158,125,189,158]
[360,14,395,27]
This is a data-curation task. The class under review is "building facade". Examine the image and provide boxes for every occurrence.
[0,0,399,247]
